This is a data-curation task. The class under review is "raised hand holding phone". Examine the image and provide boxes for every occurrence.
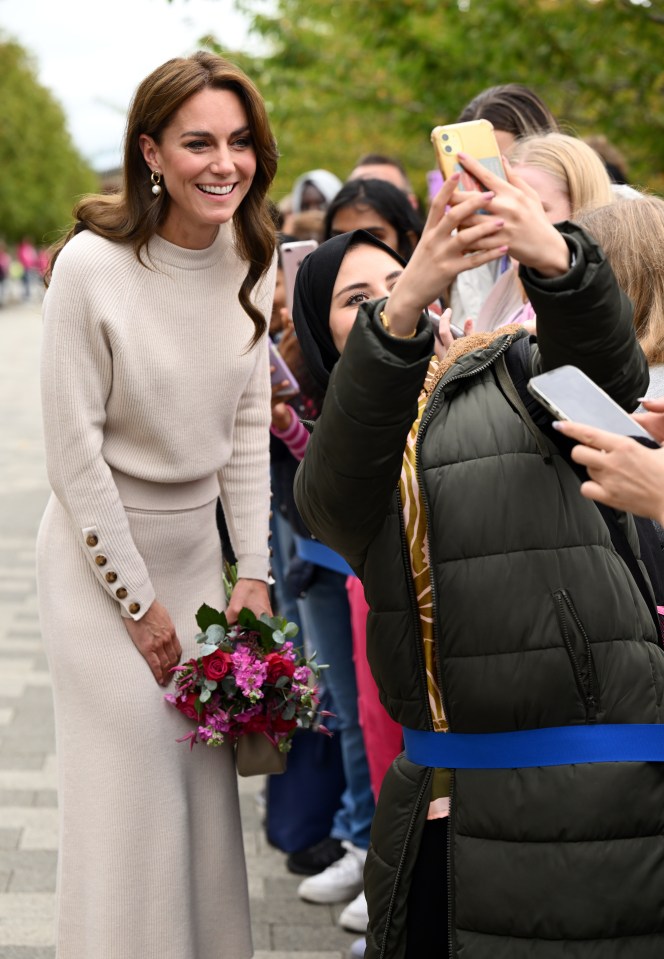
[385,175,507,335]
[449,152,570,277]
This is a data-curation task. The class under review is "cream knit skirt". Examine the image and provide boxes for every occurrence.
[36,486,252,959]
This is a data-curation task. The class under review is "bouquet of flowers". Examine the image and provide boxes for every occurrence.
[164,566,327,769]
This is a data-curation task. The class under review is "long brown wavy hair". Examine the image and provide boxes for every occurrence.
[48,51,279,347]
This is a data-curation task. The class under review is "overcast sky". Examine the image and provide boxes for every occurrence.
[0,0,258,170]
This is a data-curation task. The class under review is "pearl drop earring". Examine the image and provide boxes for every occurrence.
[150,171,163,196]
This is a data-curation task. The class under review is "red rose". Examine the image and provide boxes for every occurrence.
[176,692,202,721]
[265,652,296,683]
[272,713,298,734]
[202,649,232,682]
[244,713,270,733]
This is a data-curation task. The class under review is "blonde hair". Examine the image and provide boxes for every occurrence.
[510,133,614,218]
[577,196,664,365]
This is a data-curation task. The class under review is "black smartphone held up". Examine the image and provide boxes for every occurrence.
[281,240,318,316]
[527,366,657,444]
[269,338,300,399]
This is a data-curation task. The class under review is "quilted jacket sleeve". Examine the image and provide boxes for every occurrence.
[521,221,649,410]
[294,303,434,571]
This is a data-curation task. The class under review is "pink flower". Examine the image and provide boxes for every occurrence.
[232,645,268,699]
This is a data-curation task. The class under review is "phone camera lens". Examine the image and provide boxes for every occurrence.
[442,134,449,141]
[444,146,452,153]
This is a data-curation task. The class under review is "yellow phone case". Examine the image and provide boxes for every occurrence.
[431,119,505,191]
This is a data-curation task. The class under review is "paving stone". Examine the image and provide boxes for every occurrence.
[8,864,57,893]
[0,829,21,850]
[272,921,356,952]
[0,949,55,959]
[0,791,37,806]
[0,756,46,770]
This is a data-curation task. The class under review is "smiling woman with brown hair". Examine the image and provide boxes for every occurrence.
[37,51,278,959]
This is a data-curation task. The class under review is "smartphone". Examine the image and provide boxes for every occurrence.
[527,366,657,442]
[281,240,318,316]
[431,119,506,193]
[269,338,300,399]
[427,309,465,341]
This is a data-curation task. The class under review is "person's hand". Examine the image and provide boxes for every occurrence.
[451,153,570,278]
[632,397,664,444]
[553,420,664,523]
[123,599,182,686]
[226,578,273,624]
[271,398,293,431]
[386,174,508,335]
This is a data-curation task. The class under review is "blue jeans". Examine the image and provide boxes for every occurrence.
[270,507,304,634]
[297,566,375,850]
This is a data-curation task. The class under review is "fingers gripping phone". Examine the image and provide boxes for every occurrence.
[269,338,300,399]
[281,240,318,316]
[431,119,506,193]
[528,366,657,444]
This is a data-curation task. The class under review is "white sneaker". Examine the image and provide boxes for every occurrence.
[297,840,366,904]
[339,890,368,932]
[348,937,366,959]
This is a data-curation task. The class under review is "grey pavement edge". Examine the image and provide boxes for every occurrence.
[0,298,356,958]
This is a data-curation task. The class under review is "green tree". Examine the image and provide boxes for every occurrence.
[202,0,663,201]
[0,37,99,245]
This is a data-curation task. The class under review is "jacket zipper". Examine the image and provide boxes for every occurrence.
[554,588,598,721]
[378,767,432,959]
[447,771,456,959]
[416,334,518,721]
[396,485,433,732]
[413,334,518,959]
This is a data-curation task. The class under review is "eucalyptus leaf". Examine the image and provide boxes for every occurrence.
[283,622,299,638]
[199,688,211,703]
[274,675,290,688]
[199,644,219,657]
[204,679,218,691]
[205,623,226,645]
[221,675,237,694]
[282,702,296,721]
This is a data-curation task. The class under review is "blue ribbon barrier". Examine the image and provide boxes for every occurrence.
[402,723,664,769]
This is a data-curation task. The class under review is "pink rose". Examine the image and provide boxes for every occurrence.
[265,652,296,683]
[202,650,232,682]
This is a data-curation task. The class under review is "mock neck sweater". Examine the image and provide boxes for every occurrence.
[40,225,275,619]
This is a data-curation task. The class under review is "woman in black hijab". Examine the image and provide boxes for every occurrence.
[293,229,407,391]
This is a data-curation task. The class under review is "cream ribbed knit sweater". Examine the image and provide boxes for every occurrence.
[41,224,275,620]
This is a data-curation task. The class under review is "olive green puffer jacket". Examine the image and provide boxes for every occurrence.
[295,224,664,958]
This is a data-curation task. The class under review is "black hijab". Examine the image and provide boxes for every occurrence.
[292,229,406,392]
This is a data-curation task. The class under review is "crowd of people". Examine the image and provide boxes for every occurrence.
[0,237,48,305]
[36,49,664,959]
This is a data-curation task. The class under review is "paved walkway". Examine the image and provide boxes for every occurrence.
[0,299,356,958]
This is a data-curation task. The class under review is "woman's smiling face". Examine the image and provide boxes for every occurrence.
[140,86,257,249]
[329,243,403,353]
